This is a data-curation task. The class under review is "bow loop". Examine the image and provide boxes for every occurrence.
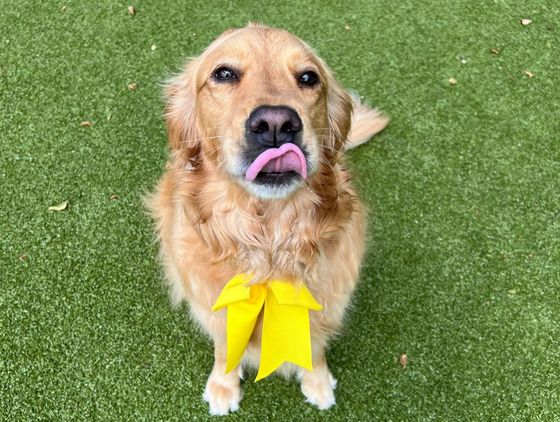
[211,273,254,311]
[268,281,323,310]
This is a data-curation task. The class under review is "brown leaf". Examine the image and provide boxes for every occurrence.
[521,18,532,26]
[19,253,28,261]
[491,48,500,55]
[80,121,93,127]
[127,82,138,91]
[48,200,68,212]
[399,353,408,369]
[448,78,458,85]
[109,194,119,200]
[127,5,136,16]
[524,70,535,78]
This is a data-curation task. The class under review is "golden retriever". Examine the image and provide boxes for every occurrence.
[148,23,388,415]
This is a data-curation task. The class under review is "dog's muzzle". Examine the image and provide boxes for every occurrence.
[244,105,308,185]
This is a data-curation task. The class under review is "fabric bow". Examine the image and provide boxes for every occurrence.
[211,273,323,381]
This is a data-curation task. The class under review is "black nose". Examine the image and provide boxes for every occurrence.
[246,106,302,148]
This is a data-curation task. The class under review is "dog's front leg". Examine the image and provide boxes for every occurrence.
[299,346,337,410]
[203,318,242,415]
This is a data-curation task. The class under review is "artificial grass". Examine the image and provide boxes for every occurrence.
[1,0,559,420]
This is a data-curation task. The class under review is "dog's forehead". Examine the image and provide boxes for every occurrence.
[203,27,318,68]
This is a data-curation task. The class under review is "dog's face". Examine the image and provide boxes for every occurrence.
[166,25,352,199]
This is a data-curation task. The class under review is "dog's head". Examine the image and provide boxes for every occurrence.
[166,24,352,199]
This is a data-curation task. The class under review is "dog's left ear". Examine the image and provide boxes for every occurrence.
[165,58,202,169]
[326,74,353,153]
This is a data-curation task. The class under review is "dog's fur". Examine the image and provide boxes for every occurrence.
[147,24,388,415]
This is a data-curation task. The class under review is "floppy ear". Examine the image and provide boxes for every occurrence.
[165,59,202,169]
[326,72,353,153]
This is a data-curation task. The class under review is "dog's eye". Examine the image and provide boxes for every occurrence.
[213,66,239,82]
[298,71,319,87]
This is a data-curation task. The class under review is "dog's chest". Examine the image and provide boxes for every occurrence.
[200,202,323,278]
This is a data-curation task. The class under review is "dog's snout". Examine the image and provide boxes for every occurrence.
[247,106,302,148]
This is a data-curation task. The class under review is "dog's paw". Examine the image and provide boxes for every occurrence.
[203,375,242,415]
[300,369,337,410]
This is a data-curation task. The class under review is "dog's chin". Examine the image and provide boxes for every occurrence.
[241,172,305,200]
[226,152,311,200]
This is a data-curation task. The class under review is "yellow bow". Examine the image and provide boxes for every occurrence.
[211,274,323,381]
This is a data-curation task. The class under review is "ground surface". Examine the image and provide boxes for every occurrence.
[1,1,559,420]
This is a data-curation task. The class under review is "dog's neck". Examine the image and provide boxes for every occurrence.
[174,160,357,283]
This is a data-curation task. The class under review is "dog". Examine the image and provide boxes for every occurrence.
[147,23,388,415]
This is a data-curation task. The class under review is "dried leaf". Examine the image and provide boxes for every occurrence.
[109,194,119,200]
[524,70,535,78]
[48,200,68,212]
[448,78,458,85]
[127,82,138,91]
[127,5,136,15]
[150,43,157,51]
[491,48,500,55]
[107,113,112,121]
[521,18,532,26]
[19,253,28,261]
[399,353,408,369]
[80,121,93,127]
[344,24,351,31]
[508,289,518,295]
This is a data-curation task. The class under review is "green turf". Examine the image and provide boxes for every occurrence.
[1,0,559,420]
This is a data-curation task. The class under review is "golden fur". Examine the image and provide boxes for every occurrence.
[147,24,388,415]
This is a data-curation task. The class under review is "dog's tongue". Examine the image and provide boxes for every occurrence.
[245,143,307,182]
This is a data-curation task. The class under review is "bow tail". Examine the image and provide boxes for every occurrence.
[224,297,265,373]
[255,289,313,381]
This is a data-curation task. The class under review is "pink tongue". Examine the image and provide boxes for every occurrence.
[261,151,301,173]
[245,143,307,182]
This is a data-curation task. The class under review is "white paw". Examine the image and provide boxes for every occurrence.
[300,371,337,410]
[203,376,242,415]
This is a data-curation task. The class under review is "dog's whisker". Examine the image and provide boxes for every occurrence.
[181,134,225,144]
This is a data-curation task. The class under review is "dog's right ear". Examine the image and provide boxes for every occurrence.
[165,59,202,169]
